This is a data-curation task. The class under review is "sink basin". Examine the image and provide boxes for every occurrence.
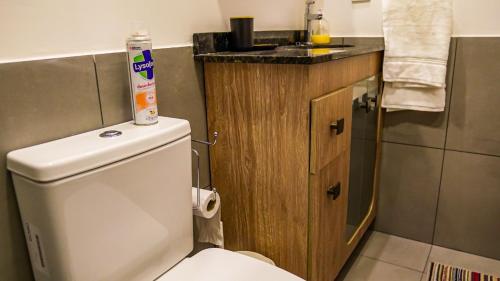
[285,44,355,50]
[276,44,354,55]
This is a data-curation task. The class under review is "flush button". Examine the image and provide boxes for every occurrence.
[99,130,122,138]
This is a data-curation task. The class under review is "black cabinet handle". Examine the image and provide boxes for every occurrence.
[360,96,378,113]
[360,101,370,113]
[327,182,341,200]
[330,118,344,135]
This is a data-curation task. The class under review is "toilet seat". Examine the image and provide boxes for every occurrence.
[157,248,304,281]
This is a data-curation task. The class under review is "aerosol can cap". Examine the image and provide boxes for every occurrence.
[129,21,150,40]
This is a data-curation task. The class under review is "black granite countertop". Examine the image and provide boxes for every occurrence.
[195,45,384,64]
[193,31,384,65]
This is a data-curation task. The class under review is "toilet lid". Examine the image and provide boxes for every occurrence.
[156,248,304,281]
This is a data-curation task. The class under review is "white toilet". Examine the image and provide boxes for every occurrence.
[7,117,303,281]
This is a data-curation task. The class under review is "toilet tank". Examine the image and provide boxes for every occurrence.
[7,117,194,281]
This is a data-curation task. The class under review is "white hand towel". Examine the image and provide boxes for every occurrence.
[381,0,452,112]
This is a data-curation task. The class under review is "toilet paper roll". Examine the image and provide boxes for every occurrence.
[192,188,220,219]
[195,208,224,247]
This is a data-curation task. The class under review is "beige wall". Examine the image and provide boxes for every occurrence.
[3,0,500,62]
[326,0,500,36]
[219,0,500,36]
[0,0,226,62]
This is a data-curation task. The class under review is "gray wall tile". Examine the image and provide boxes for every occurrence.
[382,39,457,149]
[378,37,500,260]
[375,142,443,243]
[0,56,103,281]
[0,174,31,281]
[434,151,500,260]
[330,37,344,45]
[446,38,500,156]
[154,47,211,188]
[343,37,384,46]
[96,47,211,188]
[94,52,132,126]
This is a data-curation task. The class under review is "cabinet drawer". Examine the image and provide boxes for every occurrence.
[310,87,353,174]
[309,151,350,281]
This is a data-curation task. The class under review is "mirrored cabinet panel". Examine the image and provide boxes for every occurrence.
[345,75,380,242]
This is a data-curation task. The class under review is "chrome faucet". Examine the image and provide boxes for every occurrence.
[304,0,323,45]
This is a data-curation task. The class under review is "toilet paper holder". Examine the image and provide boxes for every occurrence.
[192,132,218,209]
[192,131,218,146]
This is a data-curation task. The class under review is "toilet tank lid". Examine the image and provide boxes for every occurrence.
[7,116,191,182]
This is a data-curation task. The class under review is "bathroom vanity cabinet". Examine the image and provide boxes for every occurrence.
[203,52,383,280]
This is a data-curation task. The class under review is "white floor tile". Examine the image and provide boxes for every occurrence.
[344,256,422,281]
[360,231,431,272]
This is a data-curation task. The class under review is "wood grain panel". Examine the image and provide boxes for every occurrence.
[204,62,311,278]
[310,87,353,174]
[308,52,383,99]
[367,52,384,78]
[308,151,350,281]
[203,52,383,280]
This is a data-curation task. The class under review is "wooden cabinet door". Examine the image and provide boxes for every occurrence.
[309,151,350,281]
[204,62,310,279]
[310,87,353,174]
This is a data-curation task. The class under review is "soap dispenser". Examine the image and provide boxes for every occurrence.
[310,10,330,45]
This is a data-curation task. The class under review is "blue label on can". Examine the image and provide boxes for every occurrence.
[132,50,154,80]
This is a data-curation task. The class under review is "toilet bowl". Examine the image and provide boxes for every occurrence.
[7,117,303,281]
[158,248,301,281]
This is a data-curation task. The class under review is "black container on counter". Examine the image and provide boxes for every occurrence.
[230,17,254,51]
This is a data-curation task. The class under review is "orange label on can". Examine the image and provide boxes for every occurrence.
[135,91,157,111]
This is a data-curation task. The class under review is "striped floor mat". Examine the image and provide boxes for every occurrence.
[428,262,500,281]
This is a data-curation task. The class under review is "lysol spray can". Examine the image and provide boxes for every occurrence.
[126,29,158,125]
